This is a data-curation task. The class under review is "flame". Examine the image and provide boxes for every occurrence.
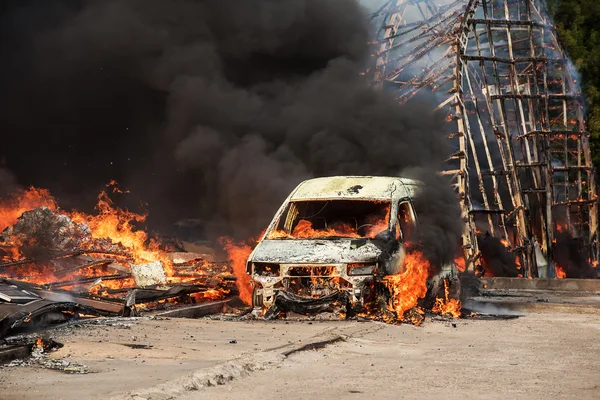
[191,289,228,302]
[454,256,466,272]
[432,279,461,318]
[68,190,171,272]
[555,265,566,279]
[0,187,57,232]
[220,237,253,305]
[270,219,361,239]
[269,205,389,240]
[383,249,431,323]
[0,183,231,303]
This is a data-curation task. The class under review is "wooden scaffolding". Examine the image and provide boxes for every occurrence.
[368,0,599,276]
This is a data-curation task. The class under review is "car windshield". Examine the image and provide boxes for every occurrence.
[267,200,391,239]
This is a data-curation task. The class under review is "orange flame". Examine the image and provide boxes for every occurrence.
[270,219,361,239]
[269,205,390,240]
[454,256,466,272]
[0,187,57,232]
[555,265,566,279]
[67,190,171,271]
[220,238,253,305]
[0,183,230,301]
[383,249,431,322]
[432,279,461,318]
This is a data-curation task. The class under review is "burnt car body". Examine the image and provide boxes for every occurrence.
[246,176,452,315]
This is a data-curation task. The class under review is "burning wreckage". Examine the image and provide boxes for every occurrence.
[248,176,462,323]
[0,187,238,340]
[0,178,463,342]
[4,0,599,337]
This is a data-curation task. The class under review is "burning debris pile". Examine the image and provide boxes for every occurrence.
[0,185,238,339]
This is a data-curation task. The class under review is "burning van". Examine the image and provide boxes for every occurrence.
[246,176,454,317]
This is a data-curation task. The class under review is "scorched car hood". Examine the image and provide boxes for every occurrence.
[249,238,388,264]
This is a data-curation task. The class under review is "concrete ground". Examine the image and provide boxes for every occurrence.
[2,312,600,400]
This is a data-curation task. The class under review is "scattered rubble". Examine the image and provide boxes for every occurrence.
[3,337,89,374]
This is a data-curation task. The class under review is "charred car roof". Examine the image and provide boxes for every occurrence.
[288,176,422,202]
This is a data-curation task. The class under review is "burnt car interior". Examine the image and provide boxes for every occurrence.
[272,200,391,238]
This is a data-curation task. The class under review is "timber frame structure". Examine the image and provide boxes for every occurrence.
[368,0,599,277]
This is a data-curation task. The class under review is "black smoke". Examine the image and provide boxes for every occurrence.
[0,0,455,248]
[477,233,520,277]
[0,167,19,198]
[554,232,597,278]
[405,168,463,269]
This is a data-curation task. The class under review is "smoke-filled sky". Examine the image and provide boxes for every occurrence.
[0,0,453,241]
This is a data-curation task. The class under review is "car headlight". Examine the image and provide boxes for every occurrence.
[347,263,377,276]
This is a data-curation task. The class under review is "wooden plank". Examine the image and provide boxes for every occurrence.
[148,298,234,319]
[0,283,40,303]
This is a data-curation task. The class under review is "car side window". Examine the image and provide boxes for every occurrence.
[398,201,416,243]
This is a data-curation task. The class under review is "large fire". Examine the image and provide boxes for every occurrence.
[0,184,236,303]
[381,249,462,323]
[383,249,431,323]
[1,186,465,323]
[68,189,178,276]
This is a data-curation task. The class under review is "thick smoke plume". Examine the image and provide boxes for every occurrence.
[1,1,456,257]
[477,234,519,277]
[554,232,596,278]
[405,168,463,268]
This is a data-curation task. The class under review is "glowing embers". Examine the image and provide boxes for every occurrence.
[282,265,350,299]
